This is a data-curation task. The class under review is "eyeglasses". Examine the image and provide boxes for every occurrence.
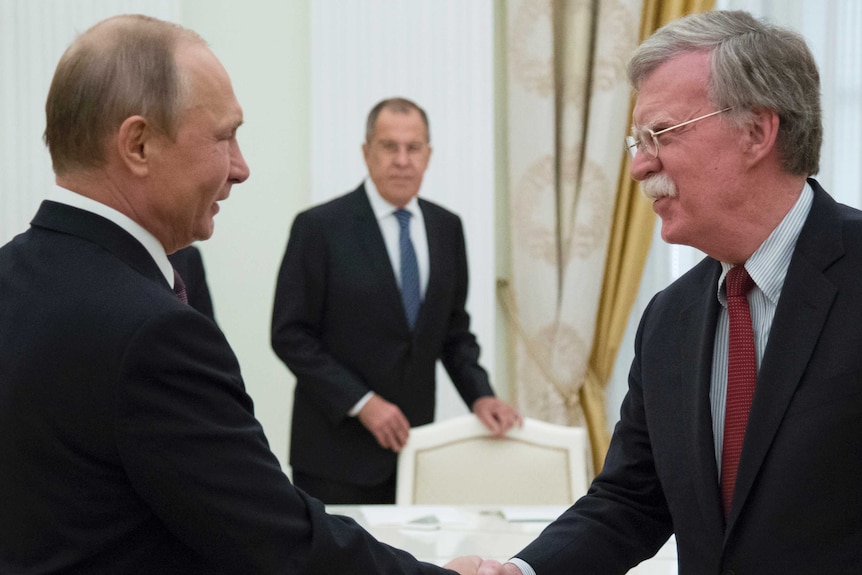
[625,107,733,159]
[373,139,429,158]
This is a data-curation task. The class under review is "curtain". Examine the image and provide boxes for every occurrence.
[501,0,641,468]
[582,0,715,473]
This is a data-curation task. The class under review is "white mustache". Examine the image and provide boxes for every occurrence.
[642,174,677,201]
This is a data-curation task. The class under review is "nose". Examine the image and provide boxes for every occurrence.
[393,146,410,166]
[629,150,661,182]
[230,139,250,184]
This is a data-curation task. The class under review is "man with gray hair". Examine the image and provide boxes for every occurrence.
[272,97,520,505]
[471,10,862,575]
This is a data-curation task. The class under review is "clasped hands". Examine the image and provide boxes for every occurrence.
[443,556,522,574]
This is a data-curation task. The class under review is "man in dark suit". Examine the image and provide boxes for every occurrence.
[0,15,480,574]
[271,97,521,504]
[169,245,216,321]
[474,10,862,575]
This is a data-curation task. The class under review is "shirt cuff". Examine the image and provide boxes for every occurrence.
[348,391,374,417]
[507,558,535,575]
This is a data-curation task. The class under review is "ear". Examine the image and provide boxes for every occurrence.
[743,108,780,167]
[116,115,152,177]
[362,142,370,163]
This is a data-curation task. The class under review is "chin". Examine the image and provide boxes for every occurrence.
[658,220,676,244]
[195,222,215,242]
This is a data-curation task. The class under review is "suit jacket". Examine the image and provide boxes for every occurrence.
[271,184,494,486]
[168,245,216,321]
[517,180,862,574]
[0,201,452,574]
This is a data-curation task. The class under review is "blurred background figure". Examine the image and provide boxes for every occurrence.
[271,97,521,504]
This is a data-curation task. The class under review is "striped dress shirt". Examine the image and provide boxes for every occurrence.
[709,182,813,473]
[510,183,814,575]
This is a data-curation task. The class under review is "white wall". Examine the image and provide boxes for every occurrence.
[179,0,311,473]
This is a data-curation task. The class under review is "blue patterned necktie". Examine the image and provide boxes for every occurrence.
[394,209,421,328]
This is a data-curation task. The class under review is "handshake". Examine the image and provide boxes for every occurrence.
[444,557,522,575]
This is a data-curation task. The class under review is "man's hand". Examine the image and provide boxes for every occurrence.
[357,394,411,452]
[472,396,522,436]
[443,555,482,574]
[446,557,524,575]
[476,559,524,574]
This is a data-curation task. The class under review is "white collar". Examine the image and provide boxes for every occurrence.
[49,185,174,286]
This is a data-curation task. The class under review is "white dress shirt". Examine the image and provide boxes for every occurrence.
[363,178,430,298]
[348,179,430,416]
[709,181,812,472]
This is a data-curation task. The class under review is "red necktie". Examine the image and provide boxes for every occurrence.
[173,269,189,305]
[720,265,757,517]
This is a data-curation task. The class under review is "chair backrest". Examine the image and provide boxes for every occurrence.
[395,414,590,506]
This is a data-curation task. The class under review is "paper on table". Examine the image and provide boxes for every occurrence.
[360,505,472,527]
[500,505,567,522]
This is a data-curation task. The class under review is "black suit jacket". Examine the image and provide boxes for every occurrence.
[271,184,494,486]
[0,201,452,574]
[515,180,862,574]
[169,245,216,321]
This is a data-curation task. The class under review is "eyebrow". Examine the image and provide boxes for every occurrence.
[632,112,674,130]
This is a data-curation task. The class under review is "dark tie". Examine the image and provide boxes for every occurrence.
[173,269,189,304]
[720,265,757,517]
[394,209,420,328]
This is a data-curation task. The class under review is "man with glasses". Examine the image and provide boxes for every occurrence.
[625,106,733,160]
[471,10,862,575]
[272,97,520,505]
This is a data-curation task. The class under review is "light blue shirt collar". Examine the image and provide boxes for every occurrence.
[718,180,813,306]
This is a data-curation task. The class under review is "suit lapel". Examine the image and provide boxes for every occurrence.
[726,182,843,531]
[677,262,726,531]
[413,200,438,334]
[348,187,411,330]
[31,201,166,288]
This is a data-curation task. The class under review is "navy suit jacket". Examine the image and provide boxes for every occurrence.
[0,201,452,574]
[516,180,862,574]
[271,184,494,486]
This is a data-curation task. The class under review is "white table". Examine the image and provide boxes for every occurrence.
[327,504,677,573]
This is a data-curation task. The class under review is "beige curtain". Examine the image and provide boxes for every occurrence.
[502,0,716,474]
[581,0,716,474]
[500,0,641,468]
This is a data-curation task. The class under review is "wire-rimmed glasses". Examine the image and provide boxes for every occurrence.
[625,107,734,159]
